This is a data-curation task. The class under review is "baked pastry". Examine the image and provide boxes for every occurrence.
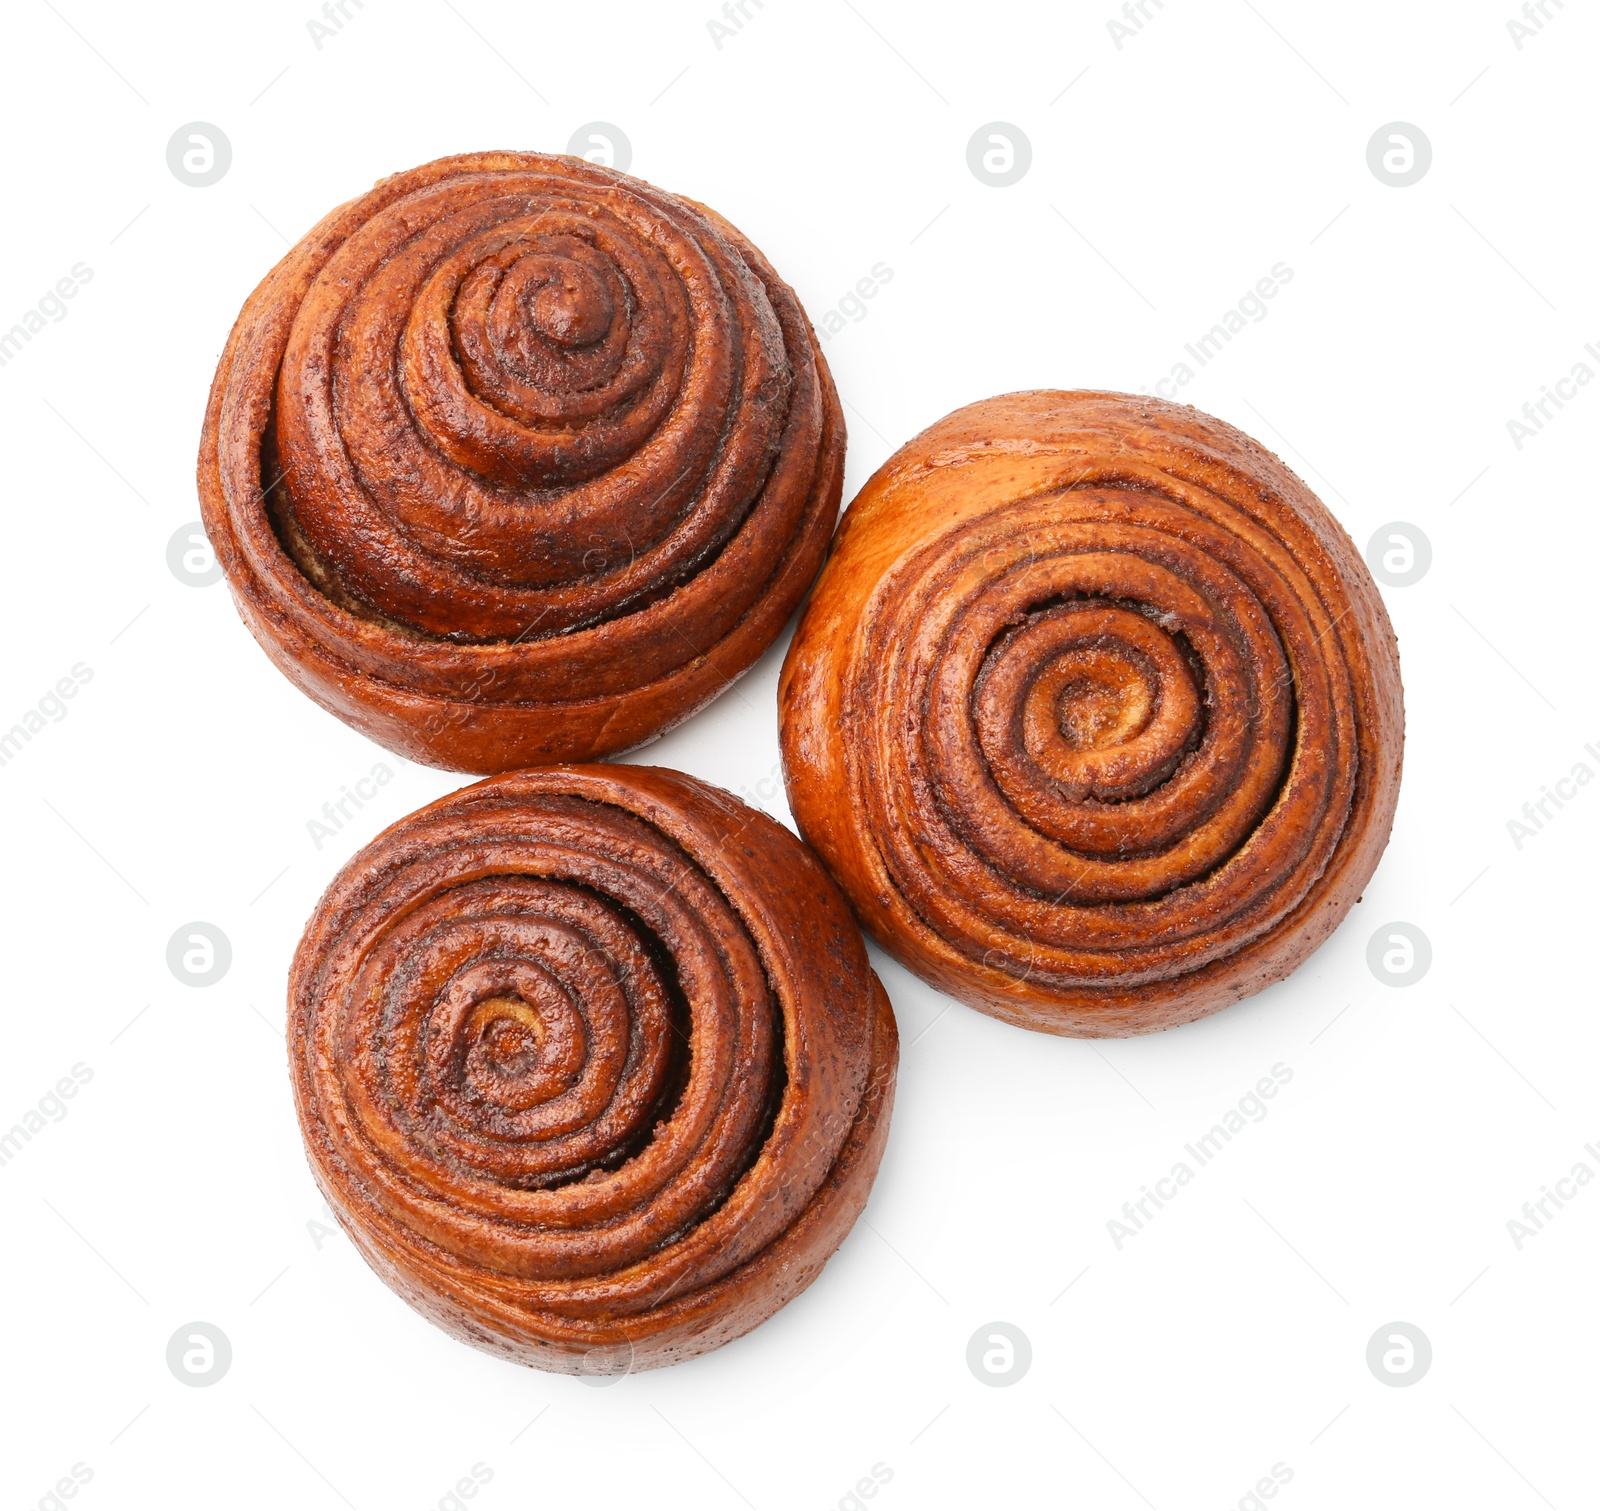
[289,765,896,1372]
[780,391,1403,1037]
[200,151,842,772]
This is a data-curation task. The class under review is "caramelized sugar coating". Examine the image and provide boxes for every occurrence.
[201,152,842,771]
[781,392,1403,1037]
[290,765,896,1372]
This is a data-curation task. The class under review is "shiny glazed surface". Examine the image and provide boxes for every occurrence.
[289,765,897,1371]
[200,151,843,771]
[781,391,1404,1037]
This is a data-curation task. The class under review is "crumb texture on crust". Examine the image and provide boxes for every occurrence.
[289,764,896,1373]
[780,390,1403,1037]
[199,151,843,772]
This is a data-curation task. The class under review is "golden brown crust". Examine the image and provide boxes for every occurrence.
[780,391,1404,1037]
[200,152,844,772]
[288,765,896,1372]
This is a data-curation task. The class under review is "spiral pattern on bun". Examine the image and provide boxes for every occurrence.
[289,766,896,1372]
[200,151,843,771]
[781,392,1403,1036]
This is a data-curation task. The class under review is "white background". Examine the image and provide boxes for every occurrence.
[2,2,1597,1507]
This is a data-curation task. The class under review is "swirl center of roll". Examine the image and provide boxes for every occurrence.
[475,995,546,1069]
[266,167,820,639]
[523,258,615,348]
[1053,658,1154,751]
[976,601,1204,808]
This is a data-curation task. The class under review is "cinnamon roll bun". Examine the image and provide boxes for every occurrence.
[780,391,1403,1036]
[289,765,896,1371]
[200,151,842,771]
